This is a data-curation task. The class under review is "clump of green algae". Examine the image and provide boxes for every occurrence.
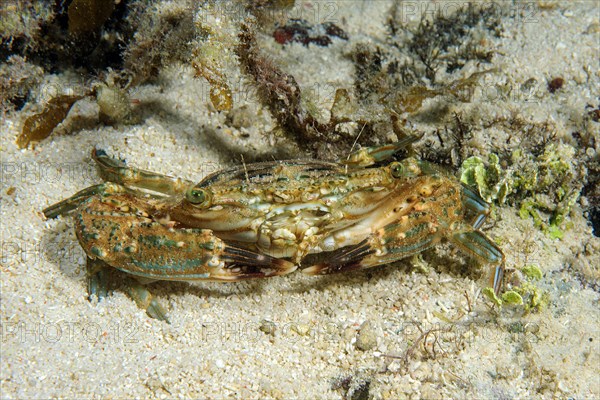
[460,142,581,239]
[460,142,580,308]
[484,265,548,311]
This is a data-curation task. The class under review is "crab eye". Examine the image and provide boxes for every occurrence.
[186,188,211,207]
[390,162,404,178]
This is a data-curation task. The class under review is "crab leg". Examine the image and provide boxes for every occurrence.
[87,257,109,300]
[457,186,504,293]
[127,278,171,322]
[342,135,420,167]
[93,149,193,195]
[87,257,171,322]
[461,184,491,229]
[450,228,505,294]
[43,182,127,218]
[43,148,193,218]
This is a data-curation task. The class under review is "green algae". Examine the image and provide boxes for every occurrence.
[461,143,581,239]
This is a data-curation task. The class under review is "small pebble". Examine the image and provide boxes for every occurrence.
[585,22,600,34]
[292,323,310,336]
[355,320,377,351]
[259,319,276,335]
[548,77,565,93]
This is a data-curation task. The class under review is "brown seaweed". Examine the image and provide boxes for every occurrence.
[16,95,84,149]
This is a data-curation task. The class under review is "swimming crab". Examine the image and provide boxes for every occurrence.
[43,136,504,322]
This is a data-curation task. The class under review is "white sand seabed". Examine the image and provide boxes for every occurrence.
[1,1,599,398]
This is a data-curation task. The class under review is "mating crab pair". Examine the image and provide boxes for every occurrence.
[44,136,504,322]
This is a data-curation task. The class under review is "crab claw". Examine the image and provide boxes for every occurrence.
[215,244,298,280]
[302,239,375,275]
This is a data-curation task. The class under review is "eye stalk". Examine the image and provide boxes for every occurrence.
[186,187,212,208]
[390,162,404,178]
